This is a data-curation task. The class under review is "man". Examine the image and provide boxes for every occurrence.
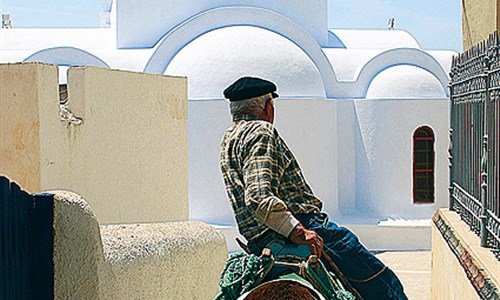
[220,76,408,299]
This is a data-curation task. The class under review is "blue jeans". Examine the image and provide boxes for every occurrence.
[248,212,408,300]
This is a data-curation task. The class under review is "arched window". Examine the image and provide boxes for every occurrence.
[413,126,435,203]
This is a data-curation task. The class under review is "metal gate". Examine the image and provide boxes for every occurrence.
[0,176,54,299]
[449,32,500,258]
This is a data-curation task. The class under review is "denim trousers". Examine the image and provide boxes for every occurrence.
[248,212,408,300]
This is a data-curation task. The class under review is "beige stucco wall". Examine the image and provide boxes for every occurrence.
[431,223,479,299]
[99,222,227,299]
[1,62,188,224]
[52,190,227,300]
[52,190,103,299]
[0,63,55,190]
[431,209,500,299]
[462,0,498,49]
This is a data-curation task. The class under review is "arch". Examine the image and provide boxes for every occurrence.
[355,48,449,98]
[24,47,110,68]
[144,6,340,98]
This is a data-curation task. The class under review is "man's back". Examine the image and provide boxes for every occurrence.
[220,113,322,240]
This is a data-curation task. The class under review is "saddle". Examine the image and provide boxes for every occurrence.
[214,239,357,300]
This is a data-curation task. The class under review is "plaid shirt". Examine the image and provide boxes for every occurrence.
[220,114,322,240]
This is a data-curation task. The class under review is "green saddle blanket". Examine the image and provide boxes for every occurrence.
[214,242,355,300]
[213,252,272,300]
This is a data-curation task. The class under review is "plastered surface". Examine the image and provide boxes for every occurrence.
[1,63,189,224]
[52,190,227,299]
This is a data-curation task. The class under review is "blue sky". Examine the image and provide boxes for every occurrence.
[1,0,462,51]
[328,0,462,51]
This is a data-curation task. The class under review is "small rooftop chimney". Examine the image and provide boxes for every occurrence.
[387,18,395,30]
[2,14,12,29]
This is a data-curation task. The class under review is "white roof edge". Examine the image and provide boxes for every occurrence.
[329,28,421,49]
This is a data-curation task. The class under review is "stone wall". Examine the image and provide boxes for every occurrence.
[0,62,188,224]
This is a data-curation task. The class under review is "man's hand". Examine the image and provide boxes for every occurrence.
[289,224,324,258]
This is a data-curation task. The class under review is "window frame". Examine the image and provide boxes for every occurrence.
[413,126,435,204]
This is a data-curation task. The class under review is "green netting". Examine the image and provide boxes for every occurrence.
[214,251,356,300]
[214,252,271,300]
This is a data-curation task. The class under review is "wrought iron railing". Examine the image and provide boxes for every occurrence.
[450,32,500,259]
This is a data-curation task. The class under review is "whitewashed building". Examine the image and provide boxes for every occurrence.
[1,0,456,251]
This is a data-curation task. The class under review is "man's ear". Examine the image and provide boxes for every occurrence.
[264,99,273,115]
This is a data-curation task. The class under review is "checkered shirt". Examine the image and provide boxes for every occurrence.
[220,114,323,240]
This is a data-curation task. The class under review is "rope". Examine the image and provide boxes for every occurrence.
[321,250,365,300]
[346,267,387,283]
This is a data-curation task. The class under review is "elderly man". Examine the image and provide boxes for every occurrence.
[220,76,408,299]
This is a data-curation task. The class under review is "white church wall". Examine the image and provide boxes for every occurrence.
[188,99,341,225]
[0,27,453,101]
[322,47,451,99]
[336,100,357,215]
[24,47,110,69]
[323,49,385,81]
[0,0,458,251]
[366,65,448,99]
[190,97,444,251]
[353,98,449,220]
[0,50,35,64]
[165,26,326,100]
[276,100,339,216]
[354,48,450,98]
[188,97,450,225]
[0,28,116,51]
[427,50,456,73]
[188,100,233,224]
[331,29,420,50]
[144,13,339,98]
[116,0,329,48]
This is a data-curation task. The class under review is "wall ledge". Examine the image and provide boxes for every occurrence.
[433,209,500,299]
[52,190,227,299]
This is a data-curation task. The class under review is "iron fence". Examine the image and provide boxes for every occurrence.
[450,32,500,258]
[0,176,54,299]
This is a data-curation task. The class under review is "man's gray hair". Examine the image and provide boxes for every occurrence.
[229,93,273,117]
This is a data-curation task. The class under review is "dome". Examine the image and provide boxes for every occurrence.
[366,65,447,99]
[165,26,325,99]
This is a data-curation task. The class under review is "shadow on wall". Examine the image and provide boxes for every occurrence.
[353,105,380,217]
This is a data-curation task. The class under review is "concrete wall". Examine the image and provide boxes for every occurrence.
[462,0,498,49]
[431,209,500,299]
[0,62,188,224]
[52,190,227,300]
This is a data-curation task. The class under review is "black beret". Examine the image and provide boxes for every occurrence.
[223,77,279,102]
